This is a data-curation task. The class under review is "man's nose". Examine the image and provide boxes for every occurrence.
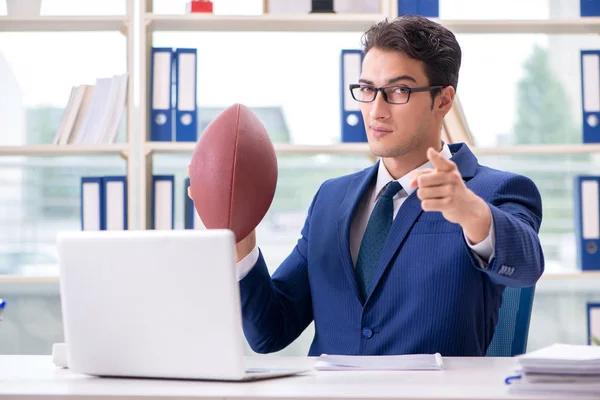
[369,91,390,120]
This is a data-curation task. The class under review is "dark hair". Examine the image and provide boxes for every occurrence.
[361,15,462,97]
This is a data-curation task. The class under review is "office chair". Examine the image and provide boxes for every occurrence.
[485,285,536,357]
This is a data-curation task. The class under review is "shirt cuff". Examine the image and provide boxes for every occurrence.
[236,245,259,281]
[464,212,496,268]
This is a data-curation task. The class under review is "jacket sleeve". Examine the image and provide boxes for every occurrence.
[463,173,544,287]
[237,187,321,354]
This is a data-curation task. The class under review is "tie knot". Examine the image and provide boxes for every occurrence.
[381,181,402,199]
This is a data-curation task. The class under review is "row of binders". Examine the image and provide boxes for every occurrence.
[150,47,198,143]
[53,74,128,145]
[80,176,204,231]
[507,343,600,397]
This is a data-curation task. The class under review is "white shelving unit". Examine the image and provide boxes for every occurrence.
[135,0,600,231]
[0,1,137,229]
[3,0,600,273]
[2,1,600,358]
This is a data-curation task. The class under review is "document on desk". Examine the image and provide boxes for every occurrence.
[314,353,444,371]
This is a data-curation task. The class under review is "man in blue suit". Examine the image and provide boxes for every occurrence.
[196,15,544,356]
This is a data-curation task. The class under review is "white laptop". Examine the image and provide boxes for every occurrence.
[56,229,310,381]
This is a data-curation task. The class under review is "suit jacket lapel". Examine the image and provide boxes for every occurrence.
[364,143,479,303]
[337,162,379,302]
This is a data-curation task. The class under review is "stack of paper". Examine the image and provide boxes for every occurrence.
[507,343,600,397]
[314,353,444,371]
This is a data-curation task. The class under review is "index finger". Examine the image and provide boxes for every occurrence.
[427,147,456,172]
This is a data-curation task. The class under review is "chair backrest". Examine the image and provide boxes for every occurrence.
[485,285,536,357]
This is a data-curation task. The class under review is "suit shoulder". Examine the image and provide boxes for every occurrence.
[473,165,540,195]
[319,167,370,191]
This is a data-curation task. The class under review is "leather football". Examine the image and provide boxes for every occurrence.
[188,103,278,243]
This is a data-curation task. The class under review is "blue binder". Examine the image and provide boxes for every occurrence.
[102,176,128,230]
[174,48,198,142]
[184,177,200,229]
[151,175,175,230]
[398,0,418,14]
[419,0,439,17]
[574,175,600,271]
[150,47,175,142]
[80,177,105,231]
[581,0,600,16]
[581,50,600,143]
[340,49,366,142]
[587,302,600,345]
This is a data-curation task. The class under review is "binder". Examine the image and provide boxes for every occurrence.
[340,49,366,142]
[150,47,175,142]
[80,177,105,231]
[174,48,198,142]
[184,178,205,229]
[581,51,600,143]
[581,0,600,16]
[574,176,600,271]
[152,175,175,230]
[398,0,418,15]
[103,176,127,230]
[419,0,439,16]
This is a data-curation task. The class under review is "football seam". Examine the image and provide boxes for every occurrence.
[229,105,241,232]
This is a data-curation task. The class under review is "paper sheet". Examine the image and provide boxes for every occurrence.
[314,353,444,371]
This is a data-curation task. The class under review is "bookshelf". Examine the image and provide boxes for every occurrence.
[3,0,600,241]
[2,0,600,357]
[0,0,137,229]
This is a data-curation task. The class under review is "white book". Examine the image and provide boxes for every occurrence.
[103,73,129,144]
[58,85,88,145]
[68,85,94,144]
[52,85,78,145]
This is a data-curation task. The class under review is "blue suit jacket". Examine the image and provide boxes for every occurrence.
[239,143,544,356]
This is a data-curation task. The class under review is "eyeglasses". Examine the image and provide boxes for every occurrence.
[349,84,445,105]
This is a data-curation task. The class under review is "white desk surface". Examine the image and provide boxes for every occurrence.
[0,355,572,400]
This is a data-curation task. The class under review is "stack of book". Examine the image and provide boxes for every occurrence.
[52,74,128,145]
[507,343,600,397]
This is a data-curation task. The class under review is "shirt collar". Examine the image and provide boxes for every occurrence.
[374,142,453,200]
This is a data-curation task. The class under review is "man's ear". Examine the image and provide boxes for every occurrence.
[435,86,455,117]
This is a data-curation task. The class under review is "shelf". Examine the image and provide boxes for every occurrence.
[0,15,128,32]
[146,141,600,156]
[0,144,129,157]
[473,143,600,155]
[434,17,600,34]
[540,270,600,280]
[144,14,600,34]
[145,142,372,155]
[146,13,387,32]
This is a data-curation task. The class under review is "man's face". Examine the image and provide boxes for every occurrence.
[358,47,445,158]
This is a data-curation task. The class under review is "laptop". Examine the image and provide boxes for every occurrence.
[56,229,310,381]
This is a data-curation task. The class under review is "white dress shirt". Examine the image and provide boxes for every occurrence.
[236,143,495,280]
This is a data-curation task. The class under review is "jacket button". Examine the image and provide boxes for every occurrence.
[362,327,373,338]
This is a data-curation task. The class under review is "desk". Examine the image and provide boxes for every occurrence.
[0,355,567,400]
